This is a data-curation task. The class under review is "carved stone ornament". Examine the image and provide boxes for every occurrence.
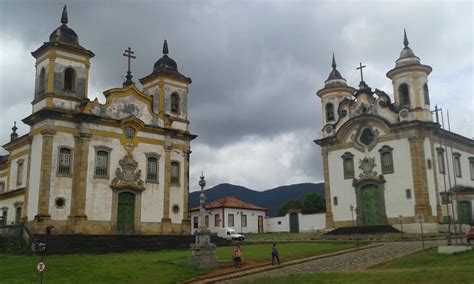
[111,153,145,191]
[353,156,385,186]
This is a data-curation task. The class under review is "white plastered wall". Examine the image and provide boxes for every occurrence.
[329,138,415,222]
[48,132,75,220]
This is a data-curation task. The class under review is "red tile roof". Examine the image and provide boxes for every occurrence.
[189,196,269,212]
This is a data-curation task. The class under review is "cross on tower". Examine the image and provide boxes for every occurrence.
[356,62,366,82]
[123,47,136,87]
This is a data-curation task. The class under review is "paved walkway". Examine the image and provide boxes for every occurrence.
[207,240,443,283]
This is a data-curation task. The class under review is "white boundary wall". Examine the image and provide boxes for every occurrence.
[266,213,326,233]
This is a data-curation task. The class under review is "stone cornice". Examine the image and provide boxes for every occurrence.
[0,188,25,200]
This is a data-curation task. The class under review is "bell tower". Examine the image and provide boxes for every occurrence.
[30,5,94,112]
[140,40,192,131]
[386,30,432,121]
[316,54,355,138]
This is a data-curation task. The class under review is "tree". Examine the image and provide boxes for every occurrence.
[302,192,325,214]
[276,200,303,217]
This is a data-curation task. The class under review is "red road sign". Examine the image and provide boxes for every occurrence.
[37,262,45,272]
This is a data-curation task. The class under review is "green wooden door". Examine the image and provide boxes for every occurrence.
[361,185,381,226]
[458,201,472,224]
[117,192,135,235]
[289,213,299,233]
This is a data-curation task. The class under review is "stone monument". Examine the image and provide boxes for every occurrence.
[190,173,218,268]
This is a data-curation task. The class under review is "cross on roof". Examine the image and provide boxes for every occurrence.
[356,62,366,82]
[123,47,136,86]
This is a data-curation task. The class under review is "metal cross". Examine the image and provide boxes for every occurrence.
[123,47,136,74]
[356,62,366,82]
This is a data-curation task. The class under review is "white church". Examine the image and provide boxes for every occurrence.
[0,6,195,235]
[314,31,474,231]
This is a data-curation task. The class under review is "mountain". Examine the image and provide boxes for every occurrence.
[189,183,324,217]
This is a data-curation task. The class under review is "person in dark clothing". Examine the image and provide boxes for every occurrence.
[272,243,280,265]
[233,245,242,268]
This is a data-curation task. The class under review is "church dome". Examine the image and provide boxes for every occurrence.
[49,25,79,46]
[140,40,192,84]
[48,6,80,47]
[395,29,421,68]
[153,54,179,73]
[324,54,348,88]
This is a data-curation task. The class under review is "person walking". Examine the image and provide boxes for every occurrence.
[233,245,242,268]
[272,242,280,265]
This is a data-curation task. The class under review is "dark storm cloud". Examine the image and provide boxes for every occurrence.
[0,1,472,189]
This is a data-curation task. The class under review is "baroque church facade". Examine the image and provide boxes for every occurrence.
[0,7,196,235]
[315,31,474,230]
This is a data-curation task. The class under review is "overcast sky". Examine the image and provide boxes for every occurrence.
[0,0,472,191]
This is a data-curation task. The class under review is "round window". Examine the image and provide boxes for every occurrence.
[172,205,180,214]
[55,198,65,208]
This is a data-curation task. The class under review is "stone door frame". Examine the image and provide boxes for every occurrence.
[355,181,388,226]
[111,189,142,235]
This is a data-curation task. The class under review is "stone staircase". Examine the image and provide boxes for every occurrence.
[34,234,231,255]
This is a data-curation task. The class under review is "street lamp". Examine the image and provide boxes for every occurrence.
[354,207,360,248]
[350,205,354,227]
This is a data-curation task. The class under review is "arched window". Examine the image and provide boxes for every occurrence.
[0,182,5,193]
[146,156,158,182]
[398,84,410,106]
[326,103,335,121]
[437,147,445,174]
[95,150,109,178]
[379,145,394,174]
[64,67,76,92]
[15,207,22,224]
[39,68,46,94]
[171,161,180,184]
[423,83,430,105]
[341,152,354,179]
[16,159,24,186]
[171,93,180,114]
[58,148,72,175]
[453,153,462,178]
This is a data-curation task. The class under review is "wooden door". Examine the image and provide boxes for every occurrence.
[289,213,299,233]
[458,201,472,224]
[361,185,381,226]
[117,192,135,235]
[258,216,264,233]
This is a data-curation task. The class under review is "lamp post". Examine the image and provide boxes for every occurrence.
[350,205,354,227]
[37,242,46,284]
[398,215,404,239]
[354,207,360,248]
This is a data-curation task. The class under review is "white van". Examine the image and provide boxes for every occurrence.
[217,228,245,241]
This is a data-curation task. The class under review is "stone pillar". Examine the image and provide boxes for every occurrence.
[68,131,91,233]
[409,137,433,221]
[181,146,191,235]
[158,80,165,122]
[21,137,33,221]
[322,147,334,228]
[161,139,172,234]
[429,140,443,222]
[35,128,56,221]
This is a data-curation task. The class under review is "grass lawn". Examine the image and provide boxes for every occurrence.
[248,249,474,284]
[0,242,353,283]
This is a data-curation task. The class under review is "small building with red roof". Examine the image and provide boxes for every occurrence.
[189,197,268,234]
